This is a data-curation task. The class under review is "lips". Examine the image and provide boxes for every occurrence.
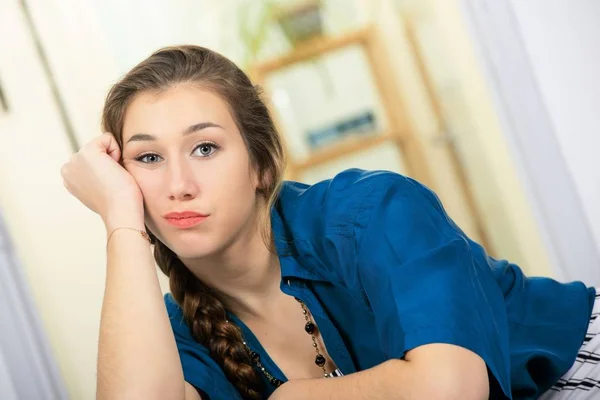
[163,211,209,229]
[163,211,208,219]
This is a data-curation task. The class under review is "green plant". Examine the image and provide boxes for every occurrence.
[238,0,279,69]
[237,0,334,96]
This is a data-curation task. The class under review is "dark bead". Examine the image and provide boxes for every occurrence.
[250,351,260,361]
[271,378,283,387]
[315,354,326,367]
[305,322,316,334]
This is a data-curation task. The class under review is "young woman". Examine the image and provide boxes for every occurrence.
[61,45,598,400]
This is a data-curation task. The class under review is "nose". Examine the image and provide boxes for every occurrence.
[166,158,199,201]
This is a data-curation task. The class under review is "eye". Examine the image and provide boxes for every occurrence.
[135,153,163,164]
[193,142,219,157]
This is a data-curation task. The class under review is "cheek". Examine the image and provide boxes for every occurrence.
[219,164,258,203]
[210,149,257,196]
[208,160,258,225]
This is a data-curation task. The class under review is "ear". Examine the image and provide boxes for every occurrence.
[254,167,273,194]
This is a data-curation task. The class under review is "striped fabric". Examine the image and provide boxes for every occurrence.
[325,368,344,378]
[539,290,600,399]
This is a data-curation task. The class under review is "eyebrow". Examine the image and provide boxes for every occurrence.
[126,122,224,143]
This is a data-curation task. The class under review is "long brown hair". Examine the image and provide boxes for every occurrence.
[102,45,286,399]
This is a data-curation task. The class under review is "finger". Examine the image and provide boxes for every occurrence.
[99,132,122,162]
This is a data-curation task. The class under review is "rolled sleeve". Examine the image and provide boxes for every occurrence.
[354,174,512,398]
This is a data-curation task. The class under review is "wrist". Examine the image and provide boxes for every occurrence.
[103,207,145,234]
[106,227,152,249]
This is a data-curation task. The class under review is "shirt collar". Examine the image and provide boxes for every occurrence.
[270,200,329,283]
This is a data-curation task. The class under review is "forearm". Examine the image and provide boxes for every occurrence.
[273,358,474,400]
[272,359,417,400]
[97,223,184,399]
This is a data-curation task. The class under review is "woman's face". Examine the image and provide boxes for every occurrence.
[121,84,261,259]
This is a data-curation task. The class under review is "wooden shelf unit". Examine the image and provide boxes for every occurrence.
[249,26,434,187]
[294,132,401,171]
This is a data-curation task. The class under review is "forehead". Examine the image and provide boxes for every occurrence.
[122,84,235,142]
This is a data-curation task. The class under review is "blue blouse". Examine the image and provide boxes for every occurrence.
[165,169,595,400]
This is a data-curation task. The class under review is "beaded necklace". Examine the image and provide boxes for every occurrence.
[238,297,343,388]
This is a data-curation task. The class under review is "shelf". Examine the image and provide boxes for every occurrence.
[250,27,372,78]
[291,132,400,172]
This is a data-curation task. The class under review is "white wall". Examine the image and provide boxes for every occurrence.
[509,0,600,255]
[0,2,107,399]
[463,0,600,283]
[0,348,18,400]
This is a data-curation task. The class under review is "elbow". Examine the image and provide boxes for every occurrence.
[397,343,491,400]
[390,358,488,400]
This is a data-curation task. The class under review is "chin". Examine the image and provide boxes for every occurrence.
[165,233,222,260]
[175,244,213,259]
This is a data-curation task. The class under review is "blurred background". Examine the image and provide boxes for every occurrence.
[0,0,599,398]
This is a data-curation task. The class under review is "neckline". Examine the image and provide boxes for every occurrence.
[226,309,289,382]
[226,277,357,386]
